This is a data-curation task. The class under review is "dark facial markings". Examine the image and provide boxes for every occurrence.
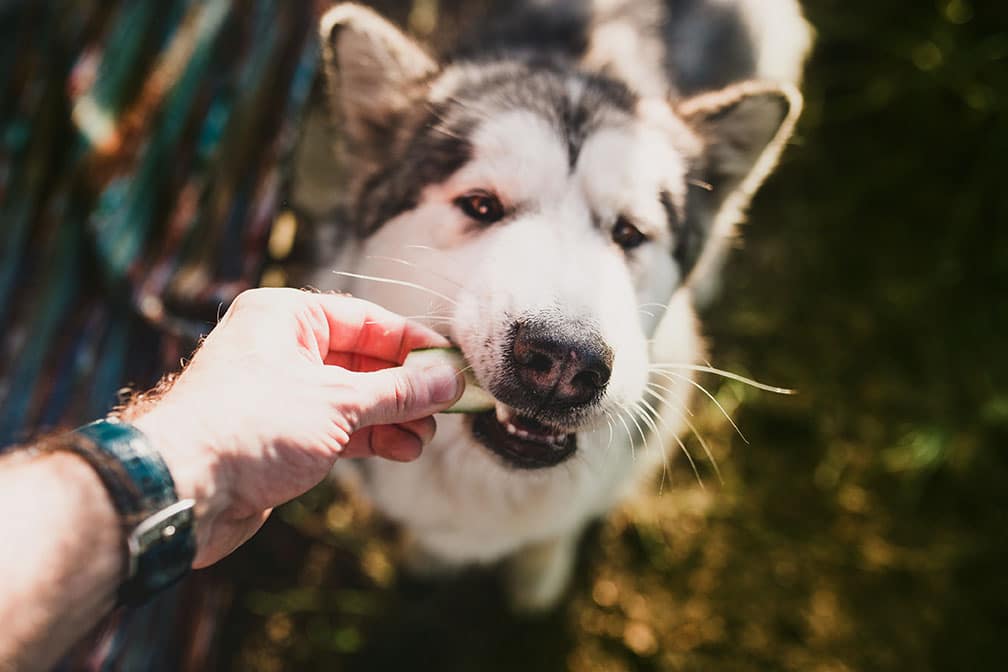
[353,65,637,237]
[661,188,702,279]
[557,75,637,170]
[355,104,475,235]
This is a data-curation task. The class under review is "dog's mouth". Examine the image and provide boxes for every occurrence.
[471,405,577,470]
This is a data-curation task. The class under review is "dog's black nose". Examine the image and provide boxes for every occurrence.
[510,320,613,407]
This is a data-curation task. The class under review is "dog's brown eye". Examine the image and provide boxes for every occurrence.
[455,191,505,224]
[612,217,647,250]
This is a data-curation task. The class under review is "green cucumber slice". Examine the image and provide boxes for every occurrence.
[404,347,495,413]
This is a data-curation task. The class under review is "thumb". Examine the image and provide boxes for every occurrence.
[346,362,463,428]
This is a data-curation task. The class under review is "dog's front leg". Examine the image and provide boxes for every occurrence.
[505,529,583,612]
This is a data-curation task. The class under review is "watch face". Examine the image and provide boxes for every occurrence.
[123,499,197,605]
[128,499,196,562]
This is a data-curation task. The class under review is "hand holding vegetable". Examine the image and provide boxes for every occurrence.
[128,288,463,567]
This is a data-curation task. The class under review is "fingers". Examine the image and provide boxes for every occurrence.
[343,417,437,461]
[215,288,449,365]
[312,293,450,363]
[324,351,402,372]
[343,362,462,428]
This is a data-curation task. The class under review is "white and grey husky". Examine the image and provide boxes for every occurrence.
[307,0,811,610]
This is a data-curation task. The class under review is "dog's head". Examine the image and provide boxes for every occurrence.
[319,5,800,470]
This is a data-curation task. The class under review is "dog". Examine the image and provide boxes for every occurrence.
[305,0,811,610]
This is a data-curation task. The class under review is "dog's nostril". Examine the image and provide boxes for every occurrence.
[571,369,600,392]
[572,362,610,392]
[528,352,553,373]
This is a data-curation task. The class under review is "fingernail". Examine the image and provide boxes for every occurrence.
[425,363,462,404]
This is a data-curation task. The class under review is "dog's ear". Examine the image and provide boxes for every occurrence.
[319,4,438,158]
[677,81,802,201]
[670,82,802,286]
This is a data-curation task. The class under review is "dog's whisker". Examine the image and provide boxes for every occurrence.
[680,414,724,486]
[627,405,650,446]
[631,401,658,443]
[359,320,397,340]
[669,422,704,490]
[613,406,637,461]
[632,400,675,494]
[642,395,705,491]
[644,388,723,484]
[429,124,466,140]
[443,95,493,121]
[650,363,795,395]
[406,316,457,323]
[644,383,675,409]
[333,270,459,306]
[422,104,472,136]
[646,380,694,416]
[621,403,650,463]
[653,370,749,444]
[637,302,670,315]
[601,410,616,451]
[403,244,441,254]
[643,385,670,408]
[366,254,465,289]
[638,397,668,434]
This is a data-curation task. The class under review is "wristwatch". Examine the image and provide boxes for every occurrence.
[41,418,196,606]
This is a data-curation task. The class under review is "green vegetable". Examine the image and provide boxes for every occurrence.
[404,347,495,413]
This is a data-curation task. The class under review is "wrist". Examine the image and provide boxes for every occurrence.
[130,403,233,560]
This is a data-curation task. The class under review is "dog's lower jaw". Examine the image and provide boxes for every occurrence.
[470,409,578,470]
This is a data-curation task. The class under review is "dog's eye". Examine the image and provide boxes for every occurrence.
[612,217,647,250]
[455,191,505,224]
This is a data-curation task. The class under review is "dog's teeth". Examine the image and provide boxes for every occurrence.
[496,406,512,425]
[505,422,518,435]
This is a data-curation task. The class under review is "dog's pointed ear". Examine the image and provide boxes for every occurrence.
[677,81,802,199]
[319,4,438,155]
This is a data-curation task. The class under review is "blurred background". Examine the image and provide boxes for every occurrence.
[2,1,1006,670]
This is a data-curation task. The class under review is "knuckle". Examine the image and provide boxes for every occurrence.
[391,372,416,416]
[230,287,299,312]
[229,287,264,310]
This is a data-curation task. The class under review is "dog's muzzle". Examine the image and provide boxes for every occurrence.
[471,317,614,469]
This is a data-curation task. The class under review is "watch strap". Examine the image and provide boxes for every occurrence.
[73,420,178,521]
[40,420,196,605]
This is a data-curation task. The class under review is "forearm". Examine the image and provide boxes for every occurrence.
[0,452,123,672]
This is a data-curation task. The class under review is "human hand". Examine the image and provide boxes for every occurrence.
[128,287,462,567]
